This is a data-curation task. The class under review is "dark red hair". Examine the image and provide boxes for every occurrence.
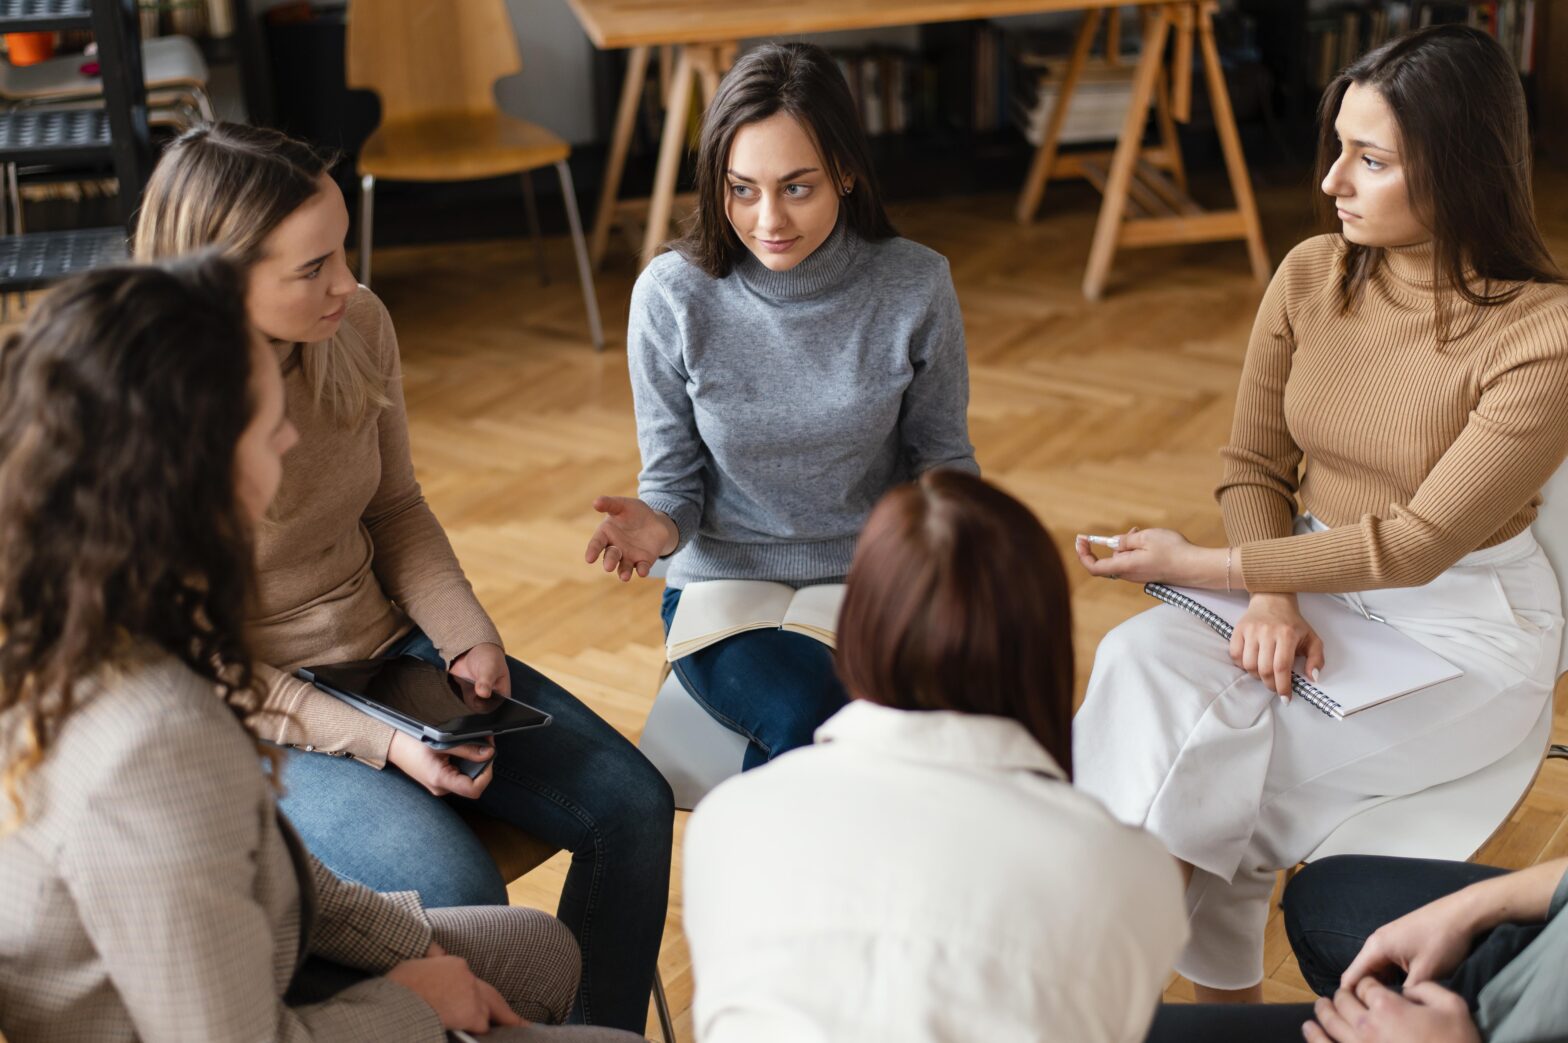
[836,470,1075,776]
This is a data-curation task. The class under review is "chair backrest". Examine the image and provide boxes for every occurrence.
[1531,457,1568,676]
[1308,458,1568,866]
[345,0,520,122]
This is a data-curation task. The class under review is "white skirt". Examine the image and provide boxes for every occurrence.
[1073,518,1562,989]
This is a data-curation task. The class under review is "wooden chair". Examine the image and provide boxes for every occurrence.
[345,0,604,350]
[454,809,679,1041]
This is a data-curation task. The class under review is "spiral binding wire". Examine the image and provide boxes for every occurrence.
[1144,583,1343,720]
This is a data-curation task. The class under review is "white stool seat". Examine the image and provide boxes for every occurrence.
[1308,693,1555,863]
[638,668,746,811]
[0,35,208,102]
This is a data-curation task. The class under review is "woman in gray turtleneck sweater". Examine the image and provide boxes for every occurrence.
[585,42,978,770]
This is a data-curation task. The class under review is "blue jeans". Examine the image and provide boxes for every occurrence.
[1144,855,1539,1041]
[660,586,849,770]
[276,627,675,1032]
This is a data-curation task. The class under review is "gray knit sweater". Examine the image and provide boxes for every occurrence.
[628,220,978,588]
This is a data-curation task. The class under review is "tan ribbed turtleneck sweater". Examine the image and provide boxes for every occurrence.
[247,288,502,767]
[1218,234,1568,593]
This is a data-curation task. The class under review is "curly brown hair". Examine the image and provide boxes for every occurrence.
[0,255,263,818]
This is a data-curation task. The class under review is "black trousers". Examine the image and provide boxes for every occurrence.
[1144,855,1544,1042]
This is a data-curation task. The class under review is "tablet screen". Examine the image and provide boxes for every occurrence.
[303,656,549,736]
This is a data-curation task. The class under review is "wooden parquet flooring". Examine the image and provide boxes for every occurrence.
[361,165,1568,1038]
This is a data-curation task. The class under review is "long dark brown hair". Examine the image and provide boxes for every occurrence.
[1317,25,1563,335]
[836,470,1075,776]
[0,256,262,817]
[673,42,898,278]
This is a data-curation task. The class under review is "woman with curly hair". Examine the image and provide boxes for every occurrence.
[0,257,641,1043]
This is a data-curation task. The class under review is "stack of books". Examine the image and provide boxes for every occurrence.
[1012,59,1146,148]
[832,49,938,137]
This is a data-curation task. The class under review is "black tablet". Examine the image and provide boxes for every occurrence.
[297,655,552,746]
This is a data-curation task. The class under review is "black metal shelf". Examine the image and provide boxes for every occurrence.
[0,110,114,166]
[0,1,151,291]
[0,0,92,34]
[0,227,127,291]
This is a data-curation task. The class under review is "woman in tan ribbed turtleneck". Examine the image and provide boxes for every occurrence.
[1070,26,1568,1009]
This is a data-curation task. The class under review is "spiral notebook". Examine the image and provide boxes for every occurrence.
[1145,583,1462,720]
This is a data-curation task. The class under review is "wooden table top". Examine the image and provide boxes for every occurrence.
[566,0,1163,50]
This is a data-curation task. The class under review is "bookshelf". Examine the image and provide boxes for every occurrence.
[589,22,1078,157]
[1541,1,1568,160]
[1238,0,1554,148]
[587,15,1268,187]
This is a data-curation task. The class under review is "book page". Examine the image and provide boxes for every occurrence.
[665,580,796,660]
[780,584,847,647]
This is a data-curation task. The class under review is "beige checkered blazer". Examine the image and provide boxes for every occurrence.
[0,651,575,1042]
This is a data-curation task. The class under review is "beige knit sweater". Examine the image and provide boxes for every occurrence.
[246,289,502,767]
[1219,234,1568,593]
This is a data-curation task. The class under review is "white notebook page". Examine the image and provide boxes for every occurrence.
[1169,586,1462,716]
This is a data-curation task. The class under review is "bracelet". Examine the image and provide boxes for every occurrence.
[1225,547,1234,593]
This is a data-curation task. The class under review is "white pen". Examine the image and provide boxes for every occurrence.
[1355,602,1387,624]
[1338,591,1387,624]
[1079,534,1121,550]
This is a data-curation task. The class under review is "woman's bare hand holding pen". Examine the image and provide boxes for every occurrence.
[1076,527,1325,698]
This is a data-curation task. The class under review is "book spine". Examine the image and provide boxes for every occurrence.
[1521,0,1536,74]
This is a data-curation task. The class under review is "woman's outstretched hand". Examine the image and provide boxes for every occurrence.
[585,496,679,582]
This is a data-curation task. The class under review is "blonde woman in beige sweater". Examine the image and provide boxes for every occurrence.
[132,123,674,1033]
[1071,26,1568,1006]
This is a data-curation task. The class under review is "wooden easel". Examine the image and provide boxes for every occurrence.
[1015,1,1270,300]
[590,41,737,270]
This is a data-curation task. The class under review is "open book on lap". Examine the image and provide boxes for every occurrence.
[1145,583,1462,720]
[666,580,846,661]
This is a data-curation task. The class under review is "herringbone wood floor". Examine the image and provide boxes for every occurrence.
[365,165,1568,1039]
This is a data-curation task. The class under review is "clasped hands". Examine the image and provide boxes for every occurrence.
[1299,888,1486,1043]
[1303,976,1478,1043]
[1075,526,1324,698]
